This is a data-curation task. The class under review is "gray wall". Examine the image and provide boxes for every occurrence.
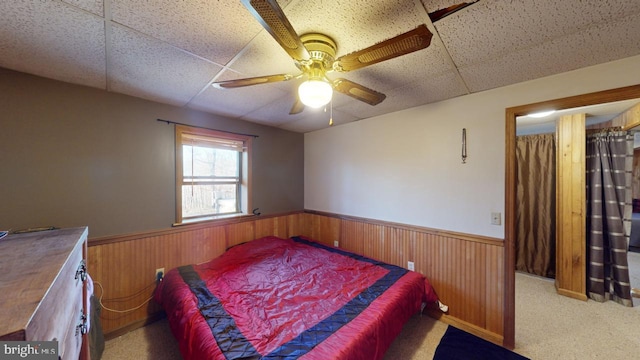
[0,68,304,238]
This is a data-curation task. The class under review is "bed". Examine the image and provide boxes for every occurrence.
[155,235,438,360]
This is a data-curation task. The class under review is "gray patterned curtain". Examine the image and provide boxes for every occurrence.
[586,130,633,306]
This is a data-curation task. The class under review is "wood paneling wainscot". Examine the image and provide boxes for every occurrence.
[88,213,307,338]
[306,211,506,345]
[89,211,505,345]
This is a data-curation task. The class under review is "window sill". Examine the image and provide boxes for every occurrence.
[173,213,255,228]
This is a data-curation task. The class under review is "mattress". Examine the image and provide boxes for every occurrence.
[155,235,437,360]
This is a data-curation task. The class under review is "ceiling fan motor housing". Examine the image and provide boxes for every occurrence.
[300,33,337,78]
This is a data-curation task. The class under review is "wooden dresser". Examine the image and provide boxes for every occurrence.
[0,227,90,360]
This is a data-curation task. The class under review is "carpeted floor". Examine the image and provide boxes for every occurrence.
[102,271,640,360]
[513,270,640,359]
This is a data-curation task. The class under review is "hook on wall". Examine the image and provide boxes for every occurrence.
[462,128,467,164]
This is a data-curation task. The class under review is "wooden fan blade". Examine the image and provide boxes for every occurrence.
[333,25,432,72]
[333,78,386,106]
[212,74,292,89]
[241,0,310,61]
[289,98,305,115]
[429,1,478,22]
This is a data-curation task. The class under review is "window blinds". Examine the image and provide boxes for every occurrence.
[181,133,245,152]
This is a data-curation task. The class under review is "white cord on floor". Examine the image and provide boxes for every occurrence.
[94,280,156,313]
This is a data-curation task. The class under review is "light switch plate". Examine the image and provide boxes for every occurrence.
[491,212,501,225]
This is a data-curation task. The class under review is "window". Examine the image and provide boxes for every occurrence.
[175,125,252,224]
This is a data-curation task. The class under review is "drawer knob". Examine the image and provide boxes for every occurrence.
[75,260,87,282]
[76,313,88,336]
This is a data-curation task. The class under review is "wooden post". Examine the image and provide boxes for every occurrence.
[555,114,587,301]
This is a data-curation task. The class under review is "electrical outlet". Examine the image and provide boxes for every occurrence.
[155,267,164,282]
[407,261,415,271]
[333,240,339,247]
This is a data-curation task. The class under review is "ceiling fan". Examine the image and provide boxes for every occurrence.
[212,0,477,117]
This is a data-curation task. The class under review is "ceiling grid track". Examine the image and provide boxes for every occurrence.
[412,0,471,95]
[185,39,256,109]
[186,0,306,112]
[103,0,231,107]
[103,0,113,92]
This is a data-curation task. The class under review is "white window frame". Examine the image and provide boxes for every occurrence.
[175,125,252,224]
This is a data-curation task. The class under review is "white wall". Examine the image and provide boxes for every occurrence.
[305,55,640,239]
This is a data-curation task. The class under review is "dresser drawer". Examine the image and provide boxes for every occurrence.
[26,239,86,356]
[60,292,85,360]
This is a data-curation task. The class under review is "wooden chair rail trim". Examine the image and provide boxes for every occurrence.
[90,209,503,248]
[88,211,303,246]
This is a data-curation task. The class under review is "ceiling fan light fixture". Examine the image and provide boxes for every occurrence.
[298,79,333,108]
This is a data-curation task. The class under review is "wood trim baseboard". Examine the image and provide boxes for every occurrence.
[555,285,589,302]
[103,311,166,341]
[424,308,504,347]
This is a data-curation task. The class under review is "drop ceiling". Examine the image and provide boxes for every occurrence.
[1,0,639,133]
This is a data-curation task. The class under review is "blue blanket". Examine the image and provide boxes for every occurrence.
[434,326,529,360]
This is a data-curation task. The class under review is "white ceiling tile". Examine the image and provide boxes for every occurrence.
[108,24,222,106]
[283,0,425,56]
[0,0,105,89]
[336,70,468,119]
[436,0,640,67]
[334,97,396,120]
[391,71,469,104]
[110,0,264,64]
[188,82,288,119]
[278,108,359,133]
[241,91,310,126]
[332,40,455,94]
[221,31,302,80]
[460,12,640,92]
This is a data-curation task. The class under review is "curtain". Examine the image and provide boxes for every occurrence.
[515,133,556,278]
[586,130,633,306]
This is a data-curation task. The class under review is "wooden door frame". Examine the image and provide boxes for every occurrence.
[503,84,640,348]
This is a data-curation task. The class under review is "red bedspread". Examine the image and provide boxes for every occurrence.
[155,236,437,360]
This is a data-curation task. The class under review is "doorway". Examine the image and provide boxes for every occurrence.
[503,85,640,348]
